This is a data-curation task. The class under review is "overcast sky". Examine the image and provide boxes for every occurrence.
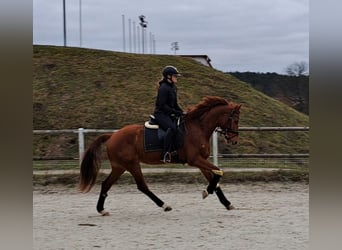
[33,0,309,74]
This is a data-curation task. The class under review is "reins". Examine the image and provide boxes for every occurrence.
[216,127,239,141]
[215,109,239,141]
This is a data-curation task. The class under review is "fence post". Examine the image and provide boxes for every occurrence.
[212,130,218,167]
[78,128,84,165]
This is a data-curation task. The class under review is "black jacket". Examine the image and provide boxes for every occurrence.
[154,80,183,116]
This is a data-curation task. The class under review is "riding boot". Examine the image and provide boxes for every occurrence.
[161,128,174,163]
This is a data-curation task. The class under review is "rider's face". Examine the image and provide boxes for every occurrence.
[171,74,178,83]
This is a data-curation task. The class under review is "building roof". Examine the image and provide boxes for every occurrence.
[180,55,213,68]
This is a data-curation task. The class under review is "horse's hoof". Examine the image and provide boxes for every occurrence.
[162,204,172,212]
[227,205,235,210]
[202,190,209,199]
[100,210,110,216]
[164,206,172,212]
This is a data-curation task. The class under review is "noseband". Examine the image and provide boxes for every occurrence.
[215,110,239,141]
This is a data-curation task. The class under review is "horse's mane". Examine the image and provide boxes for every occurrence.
[185,96,229,121]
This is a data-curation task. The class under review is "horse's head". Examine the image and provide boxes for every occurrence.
[218,103,241,145]
[185,96,241,145]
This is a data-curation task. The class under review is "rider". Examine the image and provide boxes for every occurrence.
[153,65,184,163]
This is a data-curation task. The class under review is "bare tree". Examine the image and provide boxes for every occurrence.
[285,61,309,76]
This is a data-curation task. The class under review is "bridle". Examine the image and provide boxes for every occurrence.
[215,109,239,142]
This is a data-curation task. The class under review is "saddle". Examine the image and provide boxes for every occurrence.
[143,115,184,152]
[144,115,160,129]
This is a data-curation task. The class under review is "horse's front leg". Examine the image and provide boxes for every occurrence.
[189,157,222,195]
[196,161,235,210]
[215,185,235,210]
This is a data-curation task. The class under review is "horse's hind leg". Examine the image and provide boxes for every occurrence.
[128,165,172,211]
[200,169,234,210]
[97,165,125,216]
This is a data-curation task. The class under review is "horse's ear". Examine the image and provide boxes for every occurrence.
[236,104,242,110]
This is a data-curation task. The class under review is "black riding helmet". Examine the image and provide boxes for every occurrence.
[162,65,181,78]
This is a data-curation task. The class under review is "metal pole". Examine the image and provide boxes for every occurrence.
[139,15,147,54]
[128,18,132,52]
[79,0,82,47]
[149,32,152,54]
[142,27,145,54]
[78,128,84,165]
[133,21,136,53]
[153,35,156,54]
[63,0,67,46]
[122,14,126,52]
[212,130,218,166]
[137,26,140,53]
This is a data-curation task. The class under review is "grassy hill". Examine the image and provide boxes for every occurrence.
[33,45,309,158]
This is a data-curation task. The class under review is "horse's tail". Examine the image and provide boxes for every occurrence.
[79,134,112,193]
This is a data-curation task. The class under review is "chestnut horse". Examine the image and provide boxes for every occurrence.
[79,96,241,215]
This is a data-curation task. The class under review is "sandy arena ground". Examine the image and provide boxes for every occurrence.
[33,182,308,250]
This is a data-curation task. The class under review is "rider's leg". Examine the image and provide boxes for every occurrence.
[154,114,176,163]
[162,128,175,163]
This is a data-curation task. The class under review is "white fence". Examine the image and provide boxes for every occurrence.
[33,127,309,166]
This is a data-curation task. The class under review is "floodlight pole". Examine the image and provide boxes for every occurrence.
[133,21,136,52]
[63,0,67,46]
[139,15,147,54]
[79,0,82,47]
[142,27,145,54]
[137,25,140,53]
[128,18,132,52]
[122,14,126,52]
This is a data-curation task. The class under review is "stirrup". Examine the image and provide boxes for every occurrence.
[170,151,178,157]
[161,152,171,163]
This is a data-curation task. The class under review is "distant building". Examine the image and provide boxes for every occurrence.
[180,55,213,68]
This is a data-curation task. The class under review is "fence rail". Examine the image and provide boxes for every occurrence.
[238,126,309,131]
[33,127,309,166]
[219,153,309,158]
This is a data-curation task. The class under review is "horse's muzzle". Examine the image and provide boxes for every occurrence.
[224,133,239,145]
[224,138,238,145]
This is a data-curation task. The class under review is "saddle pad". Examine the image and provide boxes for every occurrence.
[143,127,163,152]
